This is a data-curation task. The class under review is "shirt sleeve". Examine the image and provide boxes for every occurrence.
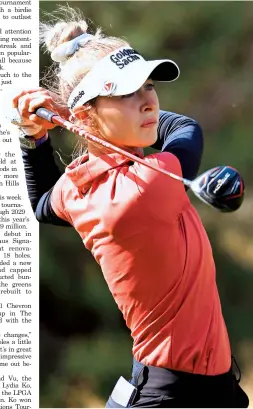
[50,174,73,225]
[21,137,71,226]
[152,110,204,182]
[35,188,71,226]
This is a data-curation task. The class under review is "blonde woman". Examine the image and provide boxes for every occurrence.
[12,8,248,408]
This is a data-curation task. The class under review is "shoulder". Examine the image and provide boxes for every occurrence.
[158,110,203,137]
[133,151,182,183]
[159,110,201,126]
[51,173,77,223]
[131,152,188,221]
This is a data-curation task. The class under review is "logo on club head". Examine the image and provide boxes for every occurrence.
[101,81,117,96]
[213,172,230,194]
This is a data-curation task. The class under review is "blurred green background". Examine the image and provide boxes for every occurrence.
[39,2,253,407]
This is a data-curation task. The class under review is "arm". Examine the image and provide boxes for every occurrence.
[22,137,61,211]
[21,137,71,226]
[12,88,72,226]
[152,110,204,182]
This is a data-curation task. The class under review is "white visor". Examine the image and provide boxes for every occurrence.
[68,46,180,110]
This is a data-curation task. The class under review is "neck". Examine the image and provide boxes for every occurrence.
[87,141,111,158]
[87,141,144,160]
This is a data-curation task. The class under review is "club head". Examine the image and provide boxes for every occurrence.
[191,166,245,212]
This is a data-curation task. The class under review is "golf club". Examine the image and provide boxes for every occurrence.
[32,107,244,212]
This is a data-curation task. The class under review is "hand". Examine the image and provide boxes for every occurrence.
[12,88,71,139]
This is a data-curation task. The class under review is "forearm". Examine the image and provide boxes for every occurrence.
[21,138,71,226]
[21,137,62,211]
[153,111,204,181]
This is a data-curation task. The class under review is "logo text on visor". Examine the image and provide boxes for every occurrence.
[110,48,140,69]
[70,90,85,110]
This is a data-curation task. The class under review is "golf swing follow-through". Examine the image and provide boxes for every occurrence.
[10,6,248,408]
[12,104,245,212]
[33,106,245,213]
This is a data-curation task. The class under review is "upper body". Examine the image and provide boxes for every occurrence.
[50,143,230,375]
[13,8,231,376]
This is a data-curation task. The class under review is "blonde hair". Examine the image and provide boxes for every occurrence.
[40,5,129,152]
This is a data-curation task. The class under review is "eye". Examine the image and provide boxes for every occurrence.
[121,92,135,99]
[145,83,155,91]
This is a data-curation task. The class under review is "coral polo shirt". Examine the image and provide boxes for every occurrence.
[51,150,231,375]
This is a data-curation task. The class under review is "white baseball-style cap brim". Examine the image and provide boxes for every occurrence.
[68,46,180,110]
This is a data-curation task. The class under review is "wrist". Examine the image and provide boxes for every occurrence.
[19,131,48,150]
[32,128,48,139]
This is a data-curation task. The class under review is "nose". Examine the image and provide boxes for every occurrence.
[139,89,157,113]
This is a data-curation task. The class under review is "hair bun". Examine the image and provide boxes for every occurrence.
[51,33,94,63]
[40,18,89,55]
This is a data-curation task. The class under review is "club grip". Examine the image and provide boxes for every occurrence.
[35,107,56,123]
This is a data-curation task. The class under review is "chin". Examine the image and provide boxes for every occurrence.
[142,133,158,148]
[126,130,158,148]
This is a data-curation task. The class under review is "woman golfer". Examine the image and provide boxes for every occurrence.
[12,8,249,408]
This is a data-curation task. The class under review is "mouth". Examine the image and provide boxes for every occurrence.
[140,118,158,128]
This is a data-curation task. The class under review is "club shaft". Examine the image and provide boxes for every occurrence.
[35,108,192,188]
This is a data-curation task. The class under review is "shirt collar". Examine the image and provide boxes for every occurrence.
[65,150,144,190]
